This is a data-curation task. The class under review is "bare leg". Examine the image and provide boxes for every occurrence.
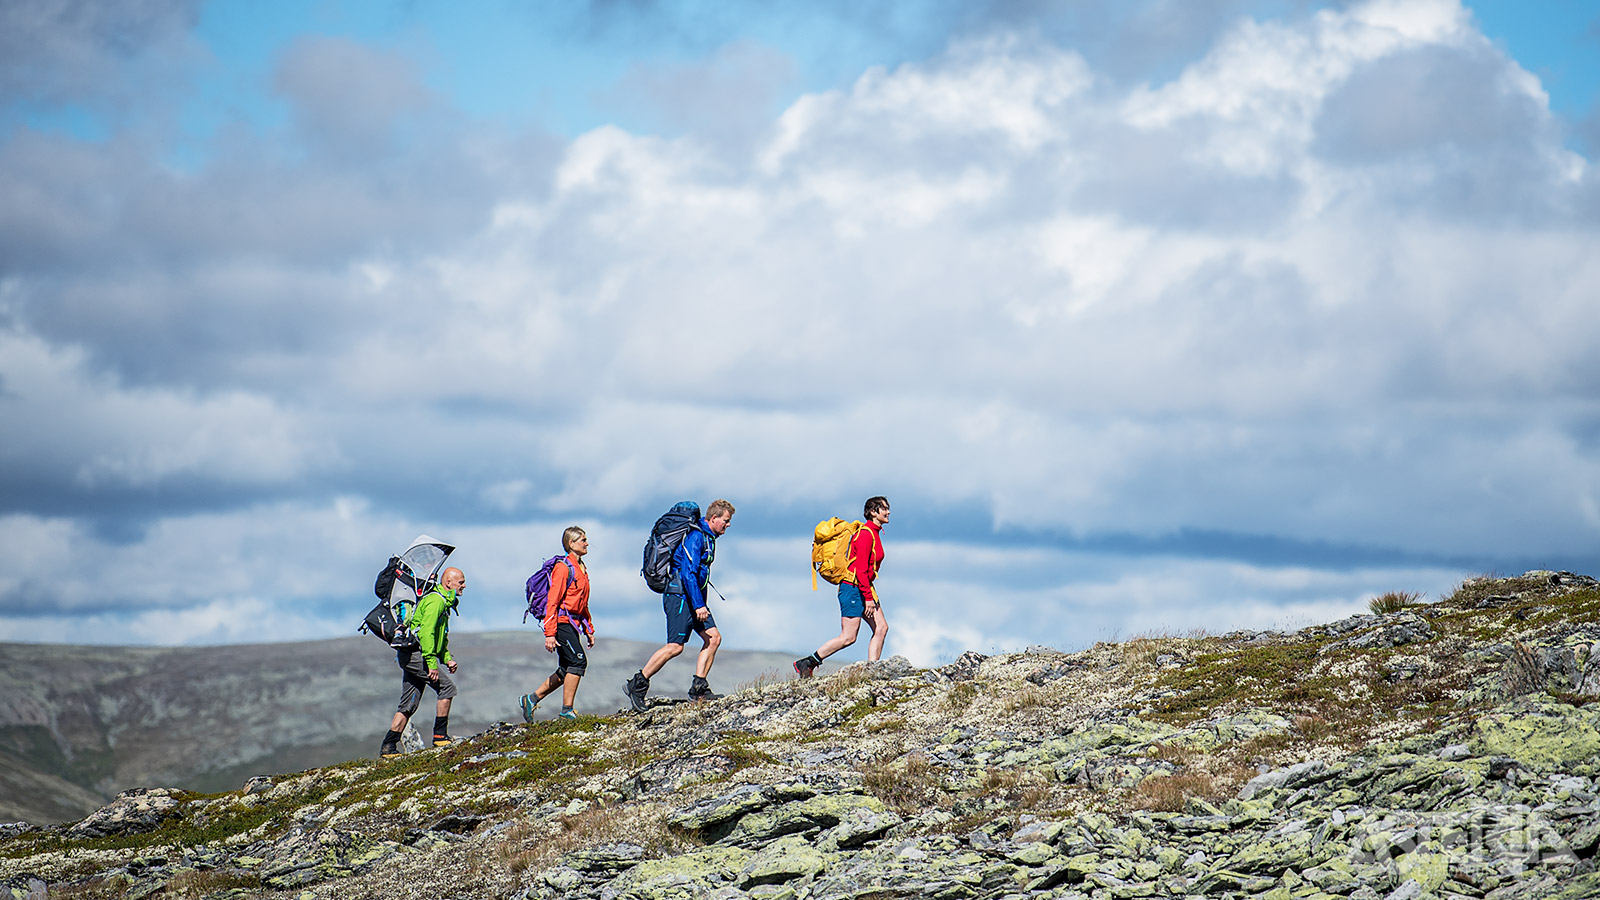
[388,711,409,732]
[561,673,582,707]
[863,606,889,661]
[695,627,722,678]
[532,671,564,701]
[814,618,863,661]
[437,697,452,718]
[642,643,684,678]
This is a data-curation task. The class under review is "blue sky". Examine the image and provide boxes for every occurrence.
[2,0,1599,666]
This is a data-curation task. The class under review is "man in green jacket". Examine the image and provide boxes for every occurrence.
[379,566,465,757]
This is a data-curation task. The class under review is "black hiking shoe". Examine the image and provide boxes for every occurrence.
[624,672,650,713]
[793,656,818,679]
[688,676,721,702]
[379,742,401,759]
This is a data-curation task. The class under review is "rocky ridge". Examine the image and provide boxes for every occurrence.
[5,571,1600,900]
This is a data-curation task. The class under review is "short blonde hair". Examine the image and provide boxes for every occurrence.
[706,499,735,520]
[562,526,587,553]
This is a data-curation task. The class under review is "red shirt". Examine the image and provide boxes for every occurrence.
[848,522,885,603]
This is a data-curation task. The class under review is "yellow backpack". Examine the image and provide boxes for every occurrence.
[812,517,864,590]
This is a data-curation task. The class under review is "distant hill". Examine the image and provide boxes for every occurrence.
[0,632,802,824]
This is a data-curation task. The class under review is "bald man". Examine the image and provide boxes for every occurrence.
[379,566,465,757]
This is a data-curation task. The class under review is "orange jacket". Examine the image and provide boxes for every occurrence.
[848,522,884,603]
[543,554,592,637]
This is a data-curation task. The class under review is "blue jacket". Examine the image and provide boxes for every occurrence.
[670,518,717,610]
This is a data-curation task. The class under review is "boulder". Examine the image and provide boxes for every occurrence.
[67,788,182,839]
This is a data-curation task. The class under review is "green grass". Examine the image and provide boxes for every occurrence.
[1150,640,1327,720]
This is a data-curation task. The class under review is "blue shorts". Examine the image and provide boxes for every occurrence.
[839,582,866,619]
[664,592,717,645]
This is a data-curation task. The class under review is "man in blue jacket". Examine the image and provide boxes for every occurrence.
[624,499,734,710]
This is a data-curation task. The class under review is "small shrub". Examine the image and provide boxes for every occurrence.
[162,869,261,898]
[1000,685,1050,714]
[1121,637,1164,669]
[735,669,784,695]
[822,666,872,698]
[863,752,941,813]
[1144,742,1198,765]
[1130,773,1217,812]
[1292,714,1337,743]
[981,767,1053,810]
[944,681,979,712]
[1369,591,1424,615]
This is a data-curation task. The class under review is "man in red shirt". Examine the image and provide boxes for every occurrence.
[795,496,890,678]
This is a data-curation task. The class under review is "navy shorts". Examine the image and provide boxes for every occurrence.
[552,621,588,677]
[839,582,866,618]
[664,592,716,645]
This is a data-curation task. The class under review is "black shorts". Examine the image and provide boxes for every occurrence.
[664,592,716,645]
[551,621,588,677]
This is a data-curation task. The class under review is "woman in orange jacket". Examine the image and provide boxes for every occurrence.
[521,526,593,720]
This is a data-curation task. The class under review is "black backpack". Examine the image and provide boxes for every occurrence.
[360,557,421,648]
[640,501,700,593]
[373,555,404,601]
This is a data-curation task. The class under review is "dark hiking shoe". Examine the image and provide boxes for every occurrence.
[624,672,650,713]
[688,676,721,702]
[379,742,401,759]
[432,734,458,748]
[520,693,537,723]
[793,656,818,679]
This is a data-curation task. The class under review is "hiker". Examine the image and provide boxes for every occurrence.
[625,499,735,710]
[379,566,465,757]
[795,496,890,678]
[521,527,594,721]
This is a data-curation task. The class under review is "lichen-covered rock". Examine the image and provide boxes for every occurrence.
[561,842,646,873]
[252,826,400,889]
[1471,699,1600,770]
[817,803,902,850]
[720,793,890,847]
[738,834,826,887]
[602,844,754,899]
[2,876,47,900]
[67,788,182,838]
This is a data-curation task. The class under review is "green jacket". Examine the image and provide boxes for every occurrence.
[411,585,458,671]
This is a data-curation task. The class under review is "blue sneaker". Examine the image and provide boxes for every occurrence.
[520,694,537,723]
[558,709,577,720]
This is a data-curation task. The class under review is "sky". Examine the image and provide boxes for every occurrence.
[2,0,1598,668]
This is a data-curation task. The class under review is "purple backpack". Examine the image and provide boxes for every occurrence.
[524,554,577,623]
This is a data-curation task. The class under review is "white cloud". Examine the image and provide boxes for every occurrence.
[1,0,1597,654]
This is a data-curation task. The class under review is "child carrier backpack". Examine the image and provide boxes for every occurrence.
[641,501,701,593]
[812,517,865,590]
[359,535,456,648]
[524,555,579,623]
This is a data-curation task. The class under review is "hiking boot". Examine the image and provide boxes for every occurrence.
[379,742,401,759]
[624,672,650,713]
[432,734,458,748]
[520,693,537,723]
[688,676,721,702]
[793,656,818,679]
